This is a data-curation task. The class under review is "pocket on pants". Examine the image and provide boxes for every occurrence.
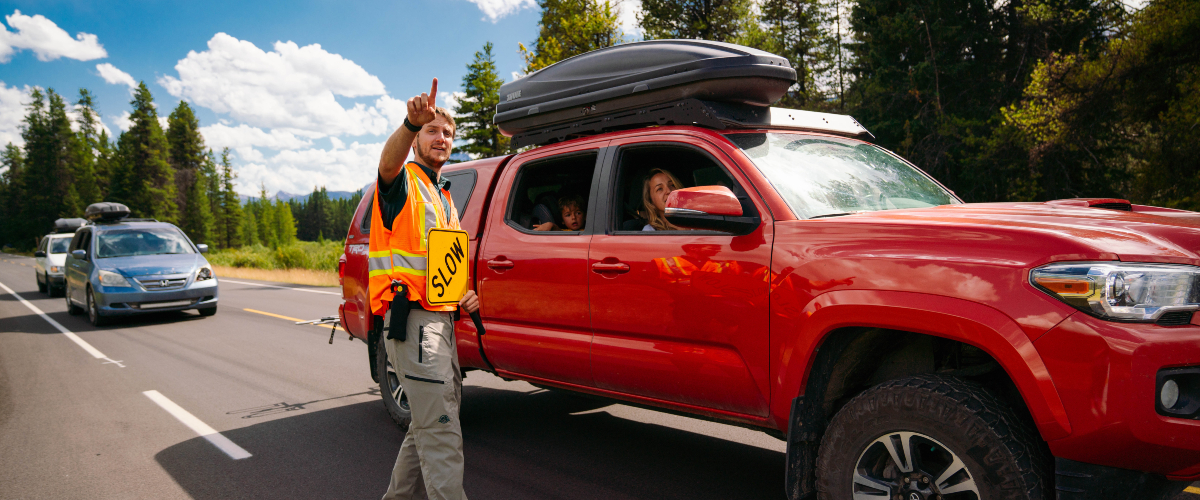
[401,312,451,384]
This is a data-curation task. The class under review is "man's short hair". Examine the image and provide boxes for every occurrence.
[431,106,456,136]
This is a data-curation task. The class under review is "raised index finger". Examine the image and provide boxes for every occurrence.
[429,78,438,108]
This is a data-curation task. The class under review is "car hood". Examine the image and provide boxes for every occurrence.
[822,202,1200,265]
[96,253,206,276]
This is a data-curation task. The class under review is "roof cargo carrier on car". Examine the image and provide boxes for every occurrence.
[53,218,86,233]
[85,202,131,222]
[495,40,872,147]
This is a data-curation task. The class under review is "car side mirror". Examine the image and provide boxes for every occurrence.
[34,251,46,257]
[197,244,209,254]
[665,185,759,233]
[71,249,87,261]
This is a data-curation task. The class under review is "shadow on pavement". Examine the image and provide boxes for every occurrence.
[155,384,786,500]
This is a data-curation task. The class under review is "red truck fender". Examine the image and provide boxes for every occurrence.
[776,289,1073,441]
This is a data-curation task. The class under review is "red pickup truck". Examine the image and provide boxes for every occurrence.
[337,118,1200,499]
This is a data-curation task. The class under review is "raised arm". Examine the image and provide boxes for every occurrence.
[378,78,438,185]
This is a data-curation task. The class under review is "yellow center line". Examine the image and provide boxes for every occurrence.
[1186,486,1200,495]
[243,308,345,331]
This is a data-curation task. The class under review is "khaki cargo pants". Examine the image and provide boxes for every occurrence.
[382,308,467,500]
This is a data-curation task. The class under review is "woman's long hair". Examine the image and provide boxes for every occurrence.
[641,168,683,231]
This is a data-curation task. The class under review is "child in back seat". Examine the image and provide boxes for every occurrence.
[534,195,586,231]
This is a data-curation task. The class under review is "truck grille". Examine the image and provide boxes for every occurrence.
[136,277,188,291]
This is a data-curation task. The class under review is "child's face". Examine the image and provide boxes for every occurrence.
[561,204,584,230]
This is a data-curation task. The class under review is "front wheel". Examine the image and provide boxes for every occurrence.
[376,330,412,429]
[37,272,47,293]
[816,374,1050,500]
[197,305,217,317]
[86,286,109,327]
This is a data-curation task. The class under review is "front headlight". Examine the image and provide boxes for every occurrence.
[1031,262,1200,322]
[196,266,213,281]
[49,266,61,274]
[98,269,131,287]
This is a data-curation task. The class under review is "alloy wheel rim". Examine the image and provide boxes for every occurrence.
[852,431,980,500]
[385,358,410,412]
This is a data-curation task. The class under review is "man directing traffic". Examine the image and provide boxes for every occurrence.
[371,78,479,500]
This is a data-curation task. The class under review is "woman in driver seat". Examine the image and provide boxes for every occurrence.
[641,168,684,231]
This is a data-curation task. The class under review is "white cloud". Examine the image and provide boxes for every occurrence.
[159,33,391,138]
[439,91,466,115]
[0,81,31,147]
[466,0,536,22]
[112,111,132,132]
[158,115,169,131]
[200,123,312,150]
[232,141,384,196]
[618,0,642,38]
[95,62,136,89]
[0,10,106,63]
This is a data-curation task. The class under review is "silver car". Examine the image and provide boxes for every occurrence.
[64,220,219,326]
[34,233,73,296]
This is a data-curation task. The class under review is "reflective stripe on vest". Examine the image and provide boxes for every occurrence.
[368,163,461,316]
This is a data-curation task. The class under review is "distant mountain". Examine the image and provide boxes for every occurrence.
[239,183,373,204]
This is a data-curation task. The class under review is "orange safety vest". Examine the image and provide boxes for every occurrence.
[369,162,462,316]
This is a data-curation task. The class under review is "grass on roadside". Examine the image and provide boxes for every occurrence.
[212,265,339,288]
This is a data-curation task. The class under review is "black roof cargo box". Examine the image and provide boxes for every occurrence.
[53,218,86,233]
[495,40,796,137]
[85,202,130,222]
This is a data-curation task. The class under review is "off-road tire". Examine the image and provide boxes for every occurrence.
[37,272,47,293]
[816,374,1051,500]
[65,285,82,315]
[197,305,217,317]
[376,331,412,429]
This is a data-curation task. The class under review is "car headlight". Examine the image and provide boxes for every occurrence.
[1031,262,1200,322]
[98,269,131,287]
[49,266,61,274]
[196,266,214,281]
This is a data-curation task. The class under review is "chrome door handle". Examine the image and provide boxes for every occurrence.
[486,258,514,270]
[591,262,630,274]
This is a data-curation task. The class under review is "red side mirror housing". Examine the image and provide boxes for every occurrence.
[665,185,758,233]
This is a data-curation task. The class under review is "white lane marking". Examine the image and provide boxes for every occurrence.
[102,357,126,367]
[220,278,340,296]
[0,279,110,360]
[143,390,252,460]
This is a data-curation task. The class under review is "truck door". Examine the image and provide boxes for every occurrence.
[587,136,773,417]
[476,144,606,386]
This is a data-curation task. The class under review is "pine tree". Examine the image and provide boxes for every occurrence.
[456,42,510,158]
[111,82,177,222]
[520,0,623,73]
[638,0,754,42]
[753,0,837,110]
[241,208,259,248]
[255,185,278,247]
[0,143,25,247]
[70,89,104,205]
[20,88,77,243]
[167,101,211,239]
[274,198,297,245]
[216,148,243,248]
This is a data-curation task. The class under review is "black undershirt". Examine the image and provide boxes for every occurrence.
[376,162,452,231]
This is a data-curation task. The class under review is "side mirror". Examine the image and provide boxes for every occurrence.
[34,251,46,257]
[197,244,209,254]
[665,185,759,233]
[71,249,87,261]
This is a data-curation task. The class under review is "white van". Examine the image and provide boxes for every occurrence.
[35,218,85,296]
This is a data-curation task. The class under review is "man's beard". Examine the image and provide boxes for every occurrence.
[416,140,448,167]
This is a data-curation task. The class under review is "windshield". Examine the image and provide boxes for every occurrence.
[48,238,70,254]
[96,227,194,258]
[726,133,959,219]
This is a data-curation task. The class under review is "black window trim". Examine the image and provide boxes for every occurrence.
[442,168,478,220]
[600,141,761,236]
[503,149,606,237]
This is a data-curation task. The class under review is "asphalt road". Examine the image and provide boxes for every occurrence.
[1,252,1198,500]
[0,252,789,500]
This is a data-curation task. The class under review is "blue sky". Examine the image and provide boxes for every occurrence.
[0,0,641,196]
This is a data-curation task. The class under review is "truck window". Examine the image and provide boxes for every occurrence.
[359,189,373,235]
[505,152,598,232]
[612,144,750,232]
[442,169,477,218]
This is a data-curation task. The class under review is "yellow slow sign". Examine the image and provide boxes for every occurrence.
[425,228,469,305]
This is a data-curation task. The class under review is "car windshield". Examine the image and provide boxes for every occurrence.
[726,133,959,219]
[96,227,194,258]
[48,238,70,254]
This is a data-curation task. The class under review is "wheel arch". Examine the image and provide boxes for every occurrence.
[781,290,1071,500]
